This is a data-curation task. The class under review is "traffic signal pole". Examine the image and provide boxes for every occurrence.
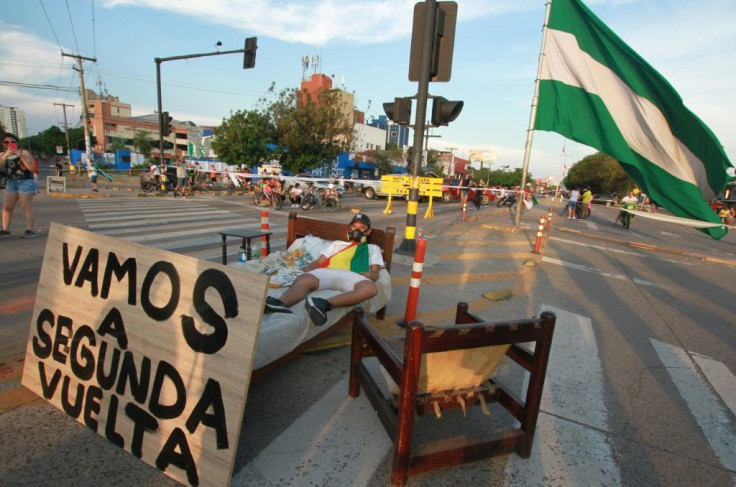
[155,39,257,168]
[397,0,437,255]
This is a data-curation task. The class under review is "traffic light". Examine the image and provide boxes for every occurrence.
[243,37,257,69]
[161,111,173,136]
[431,96,463,126]
[383,97,412,126]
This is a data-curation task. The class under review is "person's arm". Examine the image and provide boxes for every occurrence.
[358,264,380,282]
[19,150,34,171]
[304,255,327,271]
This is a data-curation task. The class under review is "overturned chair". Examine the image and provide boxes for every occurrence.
[349,302,556,486]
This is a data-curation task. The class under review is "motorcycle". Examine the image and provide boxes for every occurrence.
[619,202,638,229]
[496,192,517,207]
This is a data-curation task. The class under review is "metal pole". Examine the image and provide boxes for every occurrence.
[514,0,553,230]
[398,0,437,254]
[54,103,74,157]
[156,59,164,168]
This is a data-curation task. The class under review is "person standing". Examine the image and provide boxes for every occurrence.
[581,188,593,219]
[175,156,188,197]
[0,133,37,238]
[566,188,580,219]
[88,156,98,192]
[459,172,471,209]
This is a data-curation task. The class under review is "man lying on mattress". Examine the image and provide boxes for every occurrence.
[263,213,383,326]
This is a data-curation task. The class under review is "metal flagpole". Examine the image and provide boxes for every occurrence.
[514,0,554,230]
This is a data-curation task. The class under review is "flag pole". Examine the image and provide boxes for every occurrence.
[514,0,554,230]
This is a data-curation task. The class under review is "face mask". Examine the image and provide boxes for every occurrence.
[347,228,365,242]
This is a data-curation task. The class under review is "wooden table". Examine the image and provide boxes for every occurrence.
[219,229,272,265]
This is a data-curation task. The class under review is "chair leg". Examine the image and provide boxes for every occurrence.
[349,309,365,398]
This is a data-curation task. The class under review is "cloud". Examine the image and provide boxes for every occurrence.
[100,0,526,45]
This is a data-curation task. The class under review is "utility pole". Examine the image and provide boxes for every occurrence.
[53,102,74,158]
[62,52,96,160]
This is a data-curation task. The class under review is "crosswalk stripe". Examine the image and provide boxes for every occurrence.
[651,339,736,471]
[542,256,659,287]
[232,375,391,486]
[75,198,284,262]
[505,305,622,485]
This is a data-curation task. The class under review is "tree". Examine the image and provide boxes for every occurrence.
[564,152,634,195]
[133,130,153,156]
[211,109,274,167]
[268,86,354,172]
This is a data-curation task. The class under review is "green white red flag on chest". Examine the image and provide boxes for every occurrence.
[534,0,733,239]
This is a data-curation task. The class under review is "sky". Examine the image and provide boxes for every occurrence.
[2,0,735,180]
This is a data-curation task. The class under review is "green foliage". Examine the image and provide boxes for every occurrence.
[564,152,634,194]
[485,167,529,187]
[211,109,274,167]
[133,130,153,156]
[267,87,354,172]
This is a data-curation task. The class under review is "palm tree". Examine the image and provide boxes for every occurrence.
[133,130,152,156]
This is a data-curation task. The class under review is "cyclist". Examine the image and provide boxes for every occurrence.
[615,191,639,227]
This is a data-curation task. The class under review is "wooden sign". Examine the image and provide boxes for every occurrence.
[46,176,66,194]
[21,223,268,487]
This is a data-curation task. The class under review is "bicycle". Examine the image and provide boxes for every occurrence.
[253,187,283,210]
[300,186,322,210]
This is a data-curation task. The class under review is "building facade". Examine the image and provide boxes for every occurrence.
[86,91,213,160]
[0,105,27,138]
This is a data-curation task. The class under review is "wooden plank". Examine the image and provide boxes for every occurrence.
[21,223,268,487]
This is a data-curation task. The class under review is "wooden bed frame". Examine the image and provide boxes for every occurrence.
[252,211,395,379]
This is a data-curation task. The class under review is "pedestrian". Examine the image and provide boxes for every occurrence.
[581,188,593,219]
[289,182,303,207]
[566,188,580,219]
[264,213,382,326]
[175,156,188,197]
[472,180,483,210]
[88,156,98,192]
[0,133,37,238]
[68,160,77,181]
[210,165,217,183]
[459,172,471,208]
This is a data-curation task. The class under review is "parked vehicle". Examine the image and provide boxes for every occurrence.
[140,166,177,193]
[591,193,618,206]
[496,191,517,207]
[441,178,496,205]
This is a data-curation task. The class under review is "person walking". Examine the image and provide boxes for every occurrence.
[566,188,580,219]
[88,156,98,192]
[0,133,37,238]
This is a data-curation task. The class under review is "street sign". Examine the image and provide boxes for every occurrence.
[56,145,63,154]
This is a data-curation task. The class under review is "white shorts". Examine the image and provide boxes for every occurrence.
[309,268,370,293]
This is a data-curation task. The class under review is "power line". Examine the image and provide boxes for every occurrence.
[38,0,63,51]
[65,0,80,54]
[0,80,77,92]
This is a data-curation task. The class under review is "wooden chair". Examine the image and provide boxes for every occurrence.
[349,302,556,486]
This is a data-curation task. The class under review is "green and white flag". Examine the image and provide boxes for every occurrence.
[535,0,733,239]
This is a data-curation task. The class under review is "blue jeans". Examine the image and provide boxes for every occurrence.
[5,178,36,194]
